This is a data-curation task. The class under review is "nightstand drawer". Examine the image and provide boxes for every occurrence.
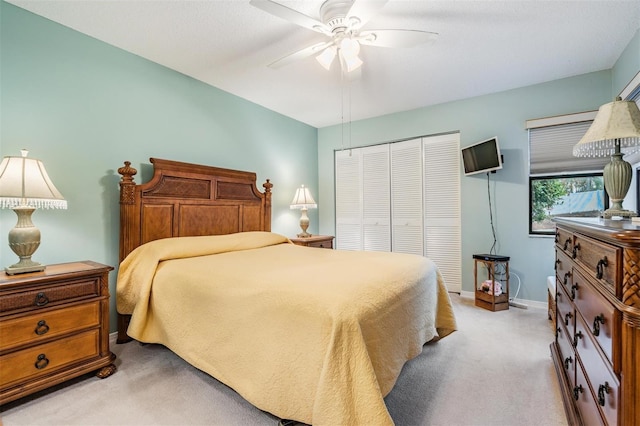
[0,278,100,315]
[0,329,100,388]
[290,235,334,249]
[306,239,333,249]
[0,302,100,352]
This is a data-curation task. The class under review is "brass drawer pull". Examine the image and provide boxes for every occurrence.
[34,353,49,370]
[596,257,608,279]
[592,314,605,336]
[598,382,611,406]
[34,292,49,307]
[34,320,50,336]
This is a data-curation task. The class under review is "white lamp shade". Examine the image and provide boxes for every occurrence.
[316,45,337,70]
[573,98,640,157]
[0,151,67,209]
[290,185,317,210]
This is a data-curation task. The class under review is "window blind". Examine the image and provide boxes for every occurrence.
[529,121,609,175]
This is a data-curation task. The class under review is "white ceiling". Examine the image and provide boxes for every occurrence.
[7,0,640,128]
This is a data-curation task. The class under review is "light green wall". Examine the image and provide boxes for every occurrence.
[613,29,640,95]
[0,2,318,331]
[318,29,639,303]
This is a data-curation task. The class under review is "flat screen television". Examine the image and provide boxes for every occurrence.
[461,137,503,176]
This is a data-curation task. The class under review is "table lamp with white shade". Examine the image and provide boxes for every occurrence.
[573,97,640,218]
[290,185,317,238]
[0,150,67,274]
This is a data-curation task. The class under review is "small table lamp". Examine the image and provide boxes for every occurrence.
[0,150,67,274]
[573,97,640,218]
[290,185,317,238]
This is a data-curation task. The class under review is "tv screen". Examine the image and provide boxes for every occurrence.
[461,137,503,176]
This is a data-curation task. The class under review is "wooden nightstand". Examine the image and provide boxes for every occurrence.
[290,235,334,249]
[0,261,116,405]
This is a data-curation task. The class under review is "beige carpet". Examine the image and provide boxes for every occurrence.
[1,295,567,426]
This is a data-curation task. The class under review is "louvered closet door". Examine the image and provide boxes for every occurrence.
[335,149,363,250]
[423,133,461,293]
[362,145,391,251]
[391,139,424,255]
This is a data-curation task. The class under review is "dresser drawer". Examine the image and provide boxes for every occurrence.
[0,278,100,315]
[0,302,100,352]
[556,227,574,256]
[575,359,605,426]
[556,285,575,337]
[575,315,619,426]
[556,319,576,390]
[572,269,617,367]
[572,234,620,294]
[555,250,572,294]
[0,329,100,388]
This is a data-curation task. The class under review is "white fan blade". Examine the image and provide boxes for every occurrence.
[346,0,388,30]
[250,0,330,35]
[358,29,439,48]
[268,41,334,69]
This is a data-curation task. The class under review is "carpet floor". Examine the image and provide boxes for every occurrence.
[1,294,568,426]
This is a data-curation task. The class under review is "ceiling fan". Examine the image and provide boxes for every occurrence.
[249,0,439,73]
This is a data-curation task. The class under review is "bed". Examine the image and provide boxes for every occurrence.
[115,158,457,426]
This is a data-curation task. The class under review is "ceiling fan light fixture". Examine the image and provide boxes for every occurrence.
[339,50,363,72]
[338,38,362,72]
[316,45,337,70]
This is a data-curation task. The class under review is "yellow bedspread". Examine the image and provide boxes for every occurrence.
[117,231,457,426]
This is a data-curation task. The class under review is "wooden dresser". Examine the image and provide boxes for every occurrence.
[0,261,116,404]
[290,235,334,249]
[552,218,640,425]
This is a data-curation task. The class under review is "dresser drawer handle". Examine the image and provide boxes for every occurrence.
[592,314,605,336]
[564,312,573,327]
[34,292,49,307]
[34,353,49,370]
[555,231,559,244]
[596,257,608,279]
[34,320,50,336]
[598,382,611,406]
[563,271,571,285]
[573,385,584,401]
[572,243,580,259]
[573,331,583,347]
[555,259,561,271]
[570,284,578,300]
[563,238,571,251]
[564,356,573,370]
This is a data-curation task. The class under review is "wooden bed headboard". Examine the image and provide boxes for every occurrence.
[117,158,272,262]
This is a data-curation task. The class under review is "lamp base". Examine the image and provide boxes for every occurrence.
[601,208,638,219]
[5,259,45,275]
[297,231,313,238]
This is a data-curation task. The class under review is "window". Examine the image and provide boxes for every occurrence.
[529,173,607,234]
[527,112,608,235]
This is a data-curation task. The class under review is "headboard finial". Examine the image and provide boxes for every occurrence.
[263,179,273,193]
[118,161,138,205]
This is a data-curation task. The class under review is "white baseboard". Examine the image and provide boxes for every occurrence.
[459,290,547,310]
